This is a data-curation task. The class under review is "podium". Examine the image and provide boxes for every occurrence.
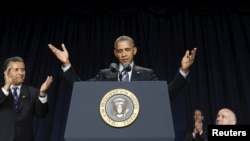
[64,81,175,141]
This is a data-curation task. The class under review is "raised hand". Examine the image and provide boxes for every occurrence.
[48,43,71,67]
[3,67,12,91]
[39,76,53,97]
[194,121,203,133]
[181,48,197,73]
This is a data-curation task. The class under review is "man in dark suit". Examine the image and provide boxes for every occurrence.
[48,35,197,97]
[0,56,53,141]
[184,109,208,141]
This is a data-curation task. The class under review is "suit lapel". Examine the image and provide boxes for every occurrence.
[131,65,141,81]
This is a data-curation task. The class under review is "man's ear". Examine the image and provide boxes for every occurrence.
[133,47,137,55]
[114,50,118,58]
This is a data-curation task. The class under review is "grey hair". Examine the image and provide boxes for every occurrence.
[223,108,237,124]
[3,56,24,71]
[114,35,135,49]
[231,110,237,124]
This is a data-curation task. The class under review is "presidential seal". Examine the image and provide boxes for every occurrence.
[99,88,139,128]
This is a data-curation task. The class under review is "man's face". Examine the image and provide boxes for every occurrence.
[193,110,203,122]
[215,109,236,125]
[7,61,26,85]
[114,40,137,65]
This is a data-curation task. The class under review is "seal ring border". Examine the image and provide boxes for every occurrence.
[99,88,140,128]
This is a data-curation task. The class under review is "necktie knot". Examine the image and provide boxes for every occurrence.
[12,86,18,90]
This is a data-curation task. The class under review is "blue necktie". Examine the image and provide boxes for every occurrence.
[122,71,129,82]
[12,87,19,108]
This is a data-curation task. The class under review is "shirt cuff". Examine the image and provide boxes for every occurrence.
[39,95,48,103]
[1,87,9,96]
[179,68,189,78]
[62,64,71,72]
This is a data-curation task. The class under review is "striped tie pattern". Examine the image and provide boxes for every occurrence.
[12,87,19,108]
[122,71,129,82]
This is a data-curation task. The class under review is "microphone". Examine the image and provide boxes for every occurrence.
[110,63,131,81]
[110,63,131,73]
[122,63,131,72]
[119,63,131,81]
[110,63,119,73]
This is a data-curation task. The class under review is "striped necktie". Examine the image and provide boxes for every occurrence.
[122,71,129,82]
[12,87,19,108]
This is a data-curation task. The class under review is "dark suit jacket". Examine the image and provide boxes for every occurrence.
[184,126,208,141]
[62,64,188,98]
[0,84,48,141]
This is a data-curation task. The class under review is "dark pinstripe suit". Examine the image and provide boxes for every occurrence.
[0,84,48,141]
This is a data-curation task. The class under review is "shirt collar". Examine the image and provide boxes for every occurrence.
[11,85,22,90]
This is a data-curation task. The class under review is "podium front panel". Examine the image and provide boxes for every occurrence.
[64,81,175,141]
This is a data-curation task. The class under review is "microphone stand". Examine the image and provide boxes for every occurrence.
[110,62,131,82]
[119,71,123,82]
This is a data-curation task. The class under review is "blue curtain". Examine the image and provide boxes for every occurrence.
[0,5,249,141]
